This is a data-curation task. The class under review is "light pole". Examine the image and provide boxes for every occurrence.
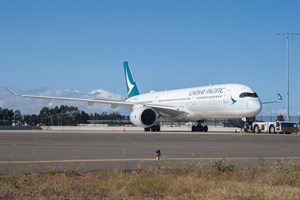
[276,32,299,121]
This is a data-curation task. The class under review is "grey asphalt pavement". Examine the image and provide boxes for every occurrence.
[1,130,299,172]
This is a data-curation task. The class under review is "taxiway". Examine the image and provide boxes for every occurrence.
[1,130,299,172]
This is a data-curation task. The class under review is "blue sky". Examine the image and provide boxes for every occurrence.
[0,0,299,116]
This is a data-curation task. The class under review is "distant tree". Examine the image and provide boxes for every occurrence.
[0,108,14,126]
[13,110,22,126]
[24,114,39,126]
[1,106,129,126]
[39,107,50,125]
[276,114,285,121]
[80,111,90,124]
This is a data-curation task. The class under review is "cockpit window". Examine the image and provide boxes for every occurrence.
[239,92,258,98]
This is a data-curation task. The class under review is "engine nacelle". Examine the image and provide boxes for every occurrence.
[227,117,255,128]
[130,107,157,128]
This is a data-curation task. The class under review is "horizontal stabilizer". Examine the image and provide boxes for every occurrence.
[261,93,283,104]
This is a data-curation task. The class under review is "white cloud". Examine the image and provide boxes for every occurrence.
[0,87,128,115]
[88,89,122,100]
[271,108,287,116]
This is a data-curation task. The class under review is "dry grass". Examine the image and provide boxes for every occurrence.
[1,159,300,200]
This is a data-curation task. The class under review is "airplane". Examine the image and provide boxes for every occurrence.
[9,61,271,132]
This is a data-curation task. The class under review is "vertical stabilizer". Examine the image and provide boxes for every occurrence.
[123,61,140,98]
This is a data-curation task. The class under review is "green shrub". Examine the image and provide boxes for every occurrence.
[210,158,238,173]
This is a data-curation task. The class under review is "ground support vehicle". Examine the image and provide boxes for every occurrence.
[252,121,298,134]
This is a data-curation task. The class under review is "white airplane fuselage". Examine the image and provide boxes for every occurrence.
[126,83,262,122]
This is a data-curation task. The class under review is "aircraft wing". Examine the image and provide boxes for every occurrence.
[145,104,188,117]
[7,88,134,109]
[8,88,188,116]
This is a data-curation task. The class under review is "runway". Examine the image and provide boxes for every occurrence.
[1,130,299,172]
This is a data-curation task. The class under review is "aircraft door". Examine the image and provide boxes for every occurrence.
[154,96,158,103]
[223,89,231,103]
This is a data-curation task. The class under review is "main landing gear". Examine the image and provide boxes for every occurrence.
[144,124,161,132]
[191,121,208,132]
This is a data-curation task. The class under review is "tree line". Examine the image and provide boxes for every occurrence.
[0,106,128,126]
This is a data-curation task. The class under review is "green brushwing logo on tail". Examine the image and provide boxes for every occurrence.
[123,61,140,98]
[277,93,282,101]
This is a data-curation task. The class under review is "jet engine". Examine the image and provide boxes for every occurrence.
[227,117,256,128]
[130,107,158,128]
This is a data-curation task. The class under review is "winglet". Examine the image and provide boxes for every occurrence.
[123,61,140,98]
[7,88,20,96]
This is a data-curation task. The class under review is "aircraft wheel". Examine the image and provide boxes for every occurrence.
[152,126,156,132]
[203,125,208,132]
[197,125,204,132]
[192,125,196,132]
[156,125,161,132]
[150,125,160,132]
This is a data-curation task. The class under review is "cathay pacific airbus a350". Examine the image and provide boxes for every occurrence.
[9,61,264,132]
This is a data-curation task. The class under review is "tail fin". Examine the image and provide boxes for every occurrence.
[277,93,283,101]
[123,61,140,98]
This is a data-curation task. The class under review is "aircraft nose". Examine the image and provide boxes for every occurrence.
[248,99,262,115]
